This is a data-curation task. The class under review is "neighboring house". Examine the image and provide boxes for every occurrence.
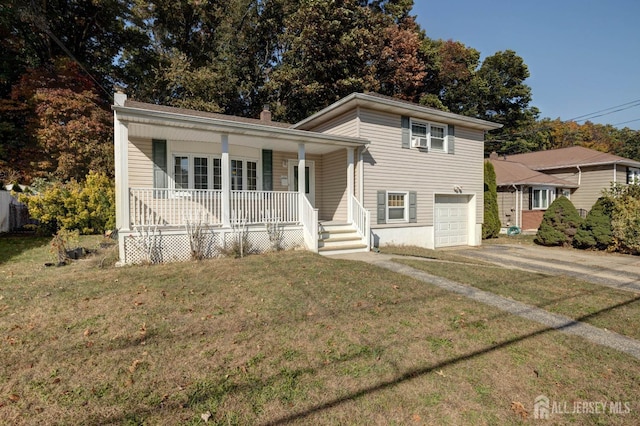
[489,146,640,231]
[0,190,29,233]
[113,92,501,264]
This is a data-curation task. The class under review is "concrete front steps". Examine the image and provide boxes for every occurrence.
[317,222,369,255]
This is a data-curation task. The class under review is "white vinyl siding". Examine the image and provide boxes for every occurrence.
[320,149,348,221]
[128,138,153,188]
[546,165,614,211]
[308,109,359,137]
[358,108,484,227]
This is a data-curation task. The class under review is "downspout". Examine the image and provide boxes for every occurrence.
[511,184,519,229]
[613,163,617,183]
[520,185,524,229]
[576,165,582,185]
[359,146,367,203]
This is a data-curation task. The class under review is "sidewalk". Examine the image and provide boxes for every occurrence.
[329,251,640,360]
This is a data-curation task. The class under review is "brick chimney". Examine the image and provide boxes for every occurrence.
[260,105,271,122]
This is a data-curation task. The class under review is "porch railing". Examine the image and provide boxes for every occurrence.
[350,195,370,249]
[129,188,299,227]
[230,190,298,224]
[301,195,319,253]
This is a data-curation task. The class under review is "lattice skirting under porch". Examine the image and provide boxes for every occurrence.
[122,227,304,265]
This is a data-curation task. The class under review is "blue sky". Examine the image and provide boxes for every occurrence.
[412,0,640,130]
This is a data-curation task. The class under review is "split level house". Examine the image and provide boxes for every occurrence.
[113,92,502,264]
[490,146,640,231]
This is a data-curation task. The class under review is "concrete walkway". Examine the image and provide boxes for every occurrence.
[329,251,640,360]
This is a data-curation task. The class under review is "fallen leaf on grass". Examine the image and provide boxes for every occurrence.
[83,328,91,337]
[511,401,528,419]
[129,359,142,373]
[8,394,20,402]
[201,411,212,422]
[392,285,399,290]
[133,301,143,306]
[436,370,446,377]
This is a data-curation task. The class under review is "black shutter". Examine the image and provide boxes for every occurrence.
[409,191,417,223]
[447,124,455,154]
[377,191,386,224]
[262,149,273,190]
[529,187,533,210]
[152,139,167,198]
[401,116,410,149]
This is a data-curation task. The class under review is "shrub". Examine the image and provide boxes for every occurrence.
[535,196,583,246]
[573,197,613,250]
[482,161,500,239]
[20,171,115,235]
[605,183,640,254]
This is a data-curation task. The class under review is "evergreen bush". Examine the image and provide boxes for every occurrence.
[535,196,583,246]
[573,197,613,250]
[482,161,501,239]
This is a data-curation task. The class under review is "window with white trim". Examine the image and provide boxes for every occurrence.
[411,119,448,152]
[171,155,258,191]
[194,157,208,189]
[627,167,640,184]
[387,192,408,222]
[532,187,555,210]
[174,156,189,189]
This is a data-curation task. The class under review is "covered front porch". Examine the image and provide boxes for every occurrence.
[113,94,370,263]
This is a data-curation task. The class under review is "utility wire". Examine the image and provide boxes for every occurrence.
[567,99,640,122]
[612,118,640,127]
[28,2,113,101]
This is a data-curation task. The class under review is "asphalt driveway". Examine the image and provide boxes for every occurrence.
[455,243,640,293]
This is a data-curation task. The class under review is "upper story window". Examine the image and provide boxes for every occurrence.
[627,167,640,184]
[410,119,448,152]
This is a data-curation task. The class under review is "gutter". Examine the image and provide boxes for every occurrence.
[113,104,370,148]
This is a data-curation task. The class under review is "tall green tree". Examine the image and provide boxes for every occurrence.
[264,0,381,122]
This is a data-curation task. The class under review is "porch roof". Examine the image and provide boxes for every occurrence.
[113,98,369,155]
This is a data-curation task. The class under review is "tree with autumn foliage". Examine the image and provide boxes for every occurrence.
[2,59,113,182]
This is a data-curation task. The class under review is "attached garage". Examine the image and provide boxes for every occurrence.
[434,195,470,247]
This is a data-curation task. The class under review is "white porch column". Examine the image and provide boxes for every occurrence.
[298,143,306,216]
[114,108,129,231]
[221,134,231,227]
[347,147,355,223]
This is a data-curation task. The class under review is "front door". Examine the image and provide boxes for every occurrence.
[288,160,315,206]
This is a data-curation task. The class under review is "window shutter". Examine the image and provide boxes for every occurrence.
[528,187,533,210]
[409,191,417,223]
[377,191,386,224]
[401,116,410,149]
[447,124,455,154]
[262,149,273,190]
[152,139,167,198]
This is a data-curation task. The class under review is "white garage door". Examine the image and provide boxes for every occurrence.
[435,195,469,247]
